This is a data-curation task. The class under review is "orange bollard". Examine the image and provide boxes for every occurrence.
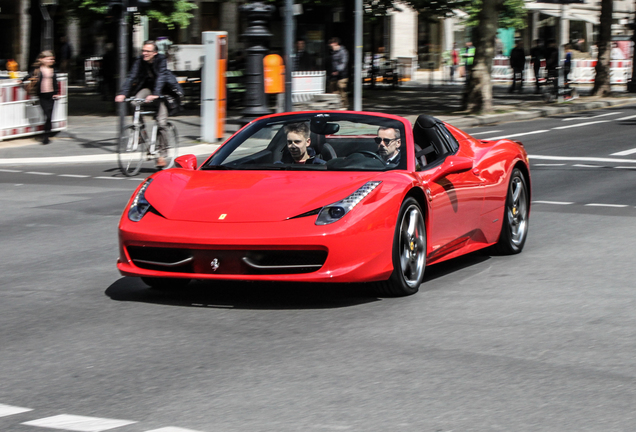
[264,54,285,94]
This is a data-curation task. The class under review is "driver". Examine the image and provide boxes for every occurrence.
[375,127,401,165]
[284,122,326,164]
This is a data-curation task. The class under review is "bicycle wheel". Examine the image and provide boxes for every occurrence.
[157,123,179,169]
[118,125,145,176]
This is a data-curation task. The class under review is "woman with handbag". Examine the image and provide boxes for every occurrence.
[22,51,59,144]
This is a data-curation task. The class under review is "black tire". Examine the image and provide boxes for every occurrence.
[157,123,179,169]
[118,125,145,176]
[492,168,529,255]
[375,197,426,297]
[141,277,191,291]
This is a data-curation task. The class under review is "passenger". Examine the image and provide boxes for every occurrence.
[376,127,401,165]
[284,122,326,164]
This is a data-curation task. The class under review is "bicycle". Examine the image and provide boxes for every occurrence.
[541,74,578,103]
[118,97,179,176]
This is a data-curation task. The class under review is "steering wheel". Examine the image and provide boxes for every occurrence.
[351,150,385,163]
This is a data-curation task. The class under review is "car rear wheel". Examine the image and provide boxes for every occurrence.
[492,168,529,255]
[375,197,426,297]
[141,277,191,290]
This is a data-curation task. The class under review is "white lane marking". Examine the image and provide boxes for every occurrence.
[0,144,217,165]
[144,428,206,432]
[128,177,146,181]
[0,403,33,417]
[585,203,630,208]
[482,130,549,140]
[572,164,602,168]
[25,171,55,175]
[533,163,566,166]
[93,176,124,180]
[468,130,503,136]
[529,155,636,164]
[59,174,90,178]
[615,166,636,170]
[562,112,622,121]
[532,200,574,205]
[616,114,636,121]
[22,414,136,431]
[552,120,611,130]
[0,168,22,173]
[611,147,636,156]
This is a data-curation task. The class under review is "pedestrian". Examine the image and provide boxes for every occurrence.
[59,35,72,75]
[563,44,573,84]
[21,50,59,145]
[461,41,475,83]
[294,39,313,71]
[444,43,459,84]
[509,40,525,93]
[328,37,349,109]
[530,39,543,93]
[544,40,558,81]
[115,40,183,167]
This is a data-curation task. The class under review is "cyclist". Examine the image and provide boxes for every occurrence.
[115,40,182,167]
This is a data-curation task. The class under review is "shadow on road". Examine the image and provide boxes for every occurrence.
[105,277,381,310]
[105,251,493,309]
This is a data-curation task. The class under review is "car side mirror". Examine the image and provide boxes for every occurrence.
[175,154,197,170]
[428,155,473,183]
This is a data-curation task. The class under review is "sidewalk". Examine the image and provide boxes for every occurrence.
[1,82,635,164]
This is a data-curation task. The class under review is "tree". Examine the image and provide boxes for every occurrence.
[592,0,612,96]
[67,0,197,30]
[462,0,503,113]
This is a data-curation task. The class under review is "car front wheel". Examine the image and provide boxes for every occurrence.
[376,197,426,297]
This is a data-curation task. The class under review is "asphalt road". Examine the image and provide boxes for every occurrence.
[1,105,636,432]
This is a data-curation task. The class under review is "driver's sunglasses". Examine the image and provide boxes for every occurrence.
[375,137,395,145]
[142,50,155,53]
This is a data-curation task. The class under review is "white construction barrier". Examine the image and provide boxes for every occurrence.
[491,56,633,85]
[0,74,68,141]
[291,71,326,103]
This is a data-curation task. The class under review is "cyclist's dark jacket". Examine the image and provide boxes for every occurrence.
[119,53,183,98]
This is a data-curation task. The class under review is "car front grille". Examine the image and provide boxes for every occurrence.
[127,246,327,275]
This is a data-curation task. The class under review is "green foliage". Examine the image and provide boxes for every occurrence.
[145,0,197,30]
[463,0,527,29]
[65,0,197,29]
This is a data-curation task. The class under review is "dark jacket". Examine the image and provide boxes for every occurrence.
[23,67,59,95]
[510,46,526,70]
[119,53,182,97]
[329,46,349,79]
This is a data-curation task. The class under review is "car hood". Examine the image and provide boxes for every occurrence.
[145,169,382,223]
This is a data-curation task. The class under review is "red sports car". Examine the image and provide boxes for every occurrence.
[117,111,530,296]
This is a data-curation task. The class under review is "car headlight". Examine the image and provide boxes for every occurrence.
[315,181,381,225]
[128,178,153,222]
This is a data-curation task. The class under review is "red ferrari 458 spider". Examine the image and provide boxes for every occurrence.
[117,111,530,296]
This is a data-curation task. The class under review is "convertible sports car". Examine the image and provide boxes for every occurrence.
[117,111,530,296]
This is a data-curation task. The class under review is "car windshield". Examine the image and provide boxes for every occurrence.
[202,113,407,171]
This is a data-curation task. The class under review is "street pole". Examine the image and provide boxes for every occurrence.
[353,0,362,111]
[118,1,128,139]
[284,0,293,112]
[558,2,564,102]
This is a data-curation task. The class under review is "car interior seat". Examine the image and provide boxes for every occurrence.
[310,132,337,161]
[412,114,444,165]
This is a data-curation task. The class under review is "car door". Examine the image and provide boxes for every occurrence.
[415,128,484,261]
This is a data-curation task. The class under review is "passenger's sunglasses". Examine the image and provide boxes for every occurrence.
[375,137,396,145]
